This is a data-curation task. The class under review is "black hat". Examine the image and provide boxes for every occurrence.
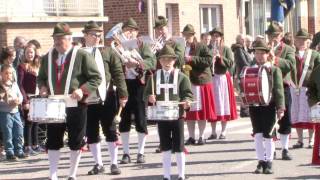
[158,45,177,59]
[295,28,311,39]
[265,22,282,35]
[252,40,270,52]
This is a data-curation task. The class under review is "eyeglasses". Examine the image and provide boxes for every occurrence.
[88,33,102,38]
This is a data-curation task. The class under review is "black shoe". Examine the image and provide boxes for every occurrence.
[240,107,250,117]
[6,154,17,161]
[263,161,273,174]
[120,154,131,164]
[219,134,226,139]
[67,177,75,180]
[254,160,265,174]
[163,178,169,180]
[16,153,28,159]
[185,137,196,145]
[207,134,217,140]
[155,145,161,153]
[110,164,121,175]
[281,149,292,160]
[274,151,277,159]
[137,153,145,163]
[197,137,205,145]
[88,164,105,175]
[292,141,304,149]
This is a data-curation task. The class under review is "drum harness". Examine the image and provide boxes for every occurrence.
[156,69,179,104]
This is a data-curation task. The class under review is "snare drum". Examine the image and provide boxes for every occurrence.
[239,66,272,106]
[310,104,320,123]
[146,102,180,121]
[29,98,66,123]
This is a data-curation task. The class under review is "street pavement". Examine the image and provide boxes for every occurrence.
[0,117,319,180]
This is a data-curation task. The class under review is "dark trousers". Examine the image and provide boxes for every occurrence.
[119,79,148,133]
[23,109,39,146]
[249,102,276,138]
[86,90,118,143]
[158,119,184,152]
[278,86,291,135]
[46,104,87,150]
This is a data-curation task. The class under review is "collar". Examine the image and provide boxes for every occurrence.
[162,68,174,74]
[58,46,72,57]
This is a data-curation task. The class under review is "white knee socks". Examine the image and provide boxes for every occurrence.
[89,143,103,166]
[48,150,60,180]
[198,121,207,139]
[69,150,81,178]
[108,142,118,165]
[137,132,146,154]
[254,133,264,161]
[121,132,130,154]
[221,121,227,136]
[210,122,217,136]
[175,152,185,179]
[280,134,290,150]
[187,121,196,139]
[162,150,171,179]
[265,138,275,161]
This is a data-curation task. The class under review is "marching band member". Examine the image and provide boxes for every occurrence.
[265,22,296,160]
[37,22,101,180]
[119,18,156,164]
[81,21,128,175]
[154,16,185,69]
[208,28,238,140]
[291,29,320,149]
[144,45,193,180]
[182,24,216,145]
[153,16,186,153]
[249,40,285,174]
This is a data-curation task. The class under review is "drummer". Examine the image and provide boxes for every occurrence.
[37,22,101,180]
[144,45,193,180]
[248,40,285,174]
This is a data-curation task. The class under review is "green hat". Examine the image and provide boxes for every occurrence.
[265,22,282,35]
[122,18,139,30]
[182,24,195,35]
[158,45,177,59]
[209,27,224,36]
[154,16,168,29]
[82,21,103,33]
[295,28,310,39]
[252,40,270,52]
[52,22,72,37]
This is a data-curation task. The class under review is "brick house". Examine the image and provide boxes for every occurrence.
[0,0,318,52]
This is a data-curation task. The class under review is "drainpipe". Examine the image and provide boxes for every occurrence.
[147,0,153,38]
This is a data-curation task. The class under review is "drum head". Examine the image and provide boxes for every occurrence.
[261,68,270,103]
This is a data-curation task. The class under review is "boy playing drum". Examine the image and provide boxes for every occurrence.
[144,45,193,180]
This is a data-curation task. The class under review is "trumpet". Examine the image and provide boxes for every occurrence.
[150,34,166,54]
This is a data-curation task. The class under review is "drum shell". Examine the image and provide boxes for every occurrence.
[146,105,180,121]
[29,98,66,123]
[310,105,320,123]
[239,66,272,106]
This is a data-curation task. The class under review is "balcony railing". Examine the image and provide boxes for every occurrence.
[0,0,103,17]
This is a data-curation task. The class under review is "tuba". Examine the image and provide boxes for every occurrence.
[106,23,146,84]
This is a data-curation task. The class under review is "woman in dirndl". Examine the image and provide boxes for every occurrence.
[182,24,216,145]
[291,29,320,149]
[207,28,238,140]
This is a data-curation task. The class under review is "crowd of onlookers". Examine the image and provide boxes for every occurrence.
[0,36,45,161]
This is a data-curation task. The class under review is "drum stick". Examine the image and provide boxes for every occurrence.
[114,106,122,123]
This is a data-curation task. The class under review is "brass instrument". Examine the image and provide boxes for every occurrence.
[106,23,146,83]
[150,34,166,54]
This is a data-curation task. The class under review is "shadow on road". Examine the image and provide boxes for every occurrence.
[276,175,320,179]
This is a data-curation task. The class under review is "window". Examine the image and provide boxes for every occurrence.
[166,4,173,35]
[200,5,221,33]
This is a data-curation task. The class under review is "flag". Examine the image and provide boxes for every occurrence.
[271,0,295,23]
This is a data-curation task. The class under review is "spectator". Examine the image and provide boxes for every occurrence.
[0,64,27,161]
[17,43,42,155]
[245,35,254,54]
[0,46,17,82]
[231,34,252,117]
[27,39,42,57]
[200,32,211,46]
[13,36,27,69]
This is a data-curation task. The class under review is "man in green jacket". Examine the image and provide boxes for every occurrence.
[37,22,101,180]
[265,22,295,160]
[118,18,156,164]
[81,21,128,175]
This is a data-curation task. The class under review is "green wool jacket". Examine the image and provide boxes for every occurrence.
[307,64,320,106]
[294,49,320,87]
[209,45,234,75]
[144,69,193,103]
[99,47,128,98]
[37,48,101,96]
[273,43,296,85]
[187,43,213,85]
[139,43,157,70]
[271,66,285,110]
